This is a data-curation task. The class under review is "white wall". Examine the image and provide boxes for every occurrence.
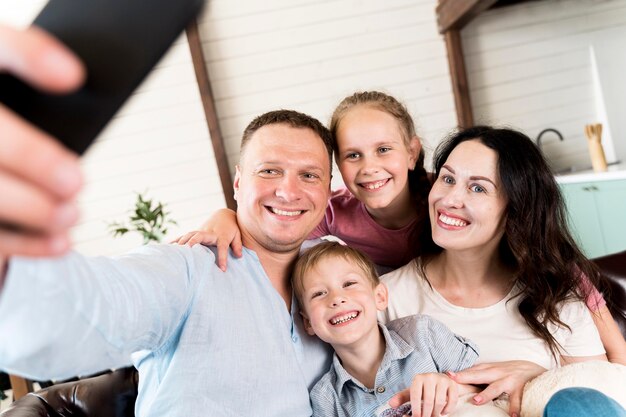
[464,0,626,172]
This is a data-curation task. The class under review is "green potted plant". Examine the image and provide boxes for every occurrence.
[108,192,177,244]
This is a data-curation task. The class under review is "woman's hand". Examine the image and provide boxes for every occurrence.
[388,372,460,417]
[172,208,242,271]
[0,25,85,257]
[447,361,546,417]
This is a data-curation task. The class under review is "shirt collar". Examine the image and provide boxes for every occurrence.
[330,322,415,393]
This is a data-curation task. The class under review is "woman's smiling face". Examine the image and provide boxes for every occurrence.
[428,139,508,254]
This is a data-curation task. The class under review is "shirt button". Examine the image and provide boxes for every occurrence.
[292,335,298,342]
[376,386,386,394]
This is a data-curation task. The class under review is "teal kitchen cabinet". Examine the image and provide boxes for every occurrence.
[559,178,626,258]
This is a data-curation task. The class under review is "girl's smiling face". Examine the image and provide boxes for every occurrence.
[428,140,508,254]
[335,106,420,214]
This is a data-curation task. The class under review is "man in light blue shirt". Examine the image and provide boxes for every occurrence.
[0,109,334,416]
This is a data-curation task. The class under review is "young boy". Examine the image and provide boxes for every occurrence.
[292,241,480,417]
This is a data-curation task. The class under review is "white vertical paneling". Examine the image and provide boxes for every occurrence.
[464,0,626,172]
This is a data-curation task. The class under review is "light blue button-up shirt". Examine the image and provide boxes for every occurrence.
[0,244,332,417]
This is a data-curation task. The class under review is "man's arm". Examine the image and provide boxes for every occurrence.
[0,245,204,380]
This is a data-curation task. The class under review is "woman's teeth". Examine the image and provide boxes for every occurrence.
[439,213,467,227]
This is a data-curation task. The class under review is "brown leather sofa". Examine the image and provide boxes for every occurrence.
[1,367,138,417]
[2,251,626,417]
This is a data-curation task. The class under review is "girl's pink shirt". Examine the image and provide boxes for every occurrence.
[309,188,419,270]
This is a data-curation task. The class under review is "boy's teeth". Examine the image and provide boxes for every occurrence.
[363,179,387,190]
[270,208,302,216]
[330,312,358,325]
[439,213,467,227]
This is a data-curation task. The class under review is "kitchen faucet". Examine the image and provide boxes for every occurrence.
[535,128,564,152]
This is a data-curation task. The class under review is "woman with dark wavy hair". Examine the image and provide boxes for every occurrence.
[381,126,626,416]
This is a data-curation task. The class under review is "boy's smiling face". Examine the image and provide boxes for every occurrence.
[300,255,388,349]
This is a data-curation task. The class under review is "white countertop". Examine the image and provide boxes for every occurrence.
[556,162,626,184]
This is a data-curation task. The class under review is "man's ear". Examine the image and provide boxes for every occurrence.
[374,282,388,311]
[408,136,422,170]
[233,165,242,201]
[300,311,316,336]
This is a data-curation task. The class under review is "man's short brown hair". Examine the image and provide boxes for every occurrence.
[240,109,334,173]
[292,241,379,306]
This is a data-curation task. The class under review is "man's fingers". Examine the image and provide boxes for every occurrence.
[0,228,70,257]
[0,106,83,199]
[0,24,83,258]
[0,25,85,92]
[0,170,79,233]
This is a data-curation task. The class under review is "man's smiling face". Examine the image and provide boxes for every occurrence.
[234,123,331,254]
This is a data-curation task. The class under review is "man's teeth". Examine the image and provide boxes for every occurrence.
[330,312,358,325]
[270,208,302,216]
[439,213,467,227]
[362,179,387,190]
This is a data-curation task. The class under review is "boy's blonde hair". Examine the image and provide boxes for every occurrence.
[292,241,379,306]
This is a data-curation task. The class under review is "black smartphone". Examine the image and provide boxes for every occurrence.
[0,0,205,155]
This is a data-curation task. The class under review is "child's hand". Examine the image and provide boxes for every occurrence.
[172,209,242,271]
[388,373,458,417]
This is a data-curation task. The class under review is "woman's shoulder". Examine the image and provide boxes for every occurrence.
[555,296,594,321]
[381,259,423,286]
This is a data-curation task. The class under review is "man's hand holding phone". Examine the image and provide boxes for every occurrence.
[0,24,84,258]
[0,0,203,260]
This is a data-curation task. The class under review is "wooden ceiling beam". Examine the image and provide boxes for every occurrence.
[436,0,498,34]
[186,20,236,210]
[444,30,474,128]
